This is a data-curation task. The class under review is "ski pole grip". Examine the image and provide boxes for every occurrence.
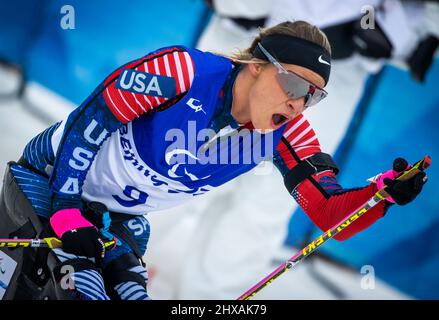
[396,155,431,181]
[378,155,431,199]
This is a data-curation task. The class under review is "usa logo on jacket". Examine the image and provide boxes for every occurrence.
[116,69,176,98]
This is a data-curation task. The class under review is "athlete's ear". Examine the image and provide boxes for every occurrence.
[247,61,264,77]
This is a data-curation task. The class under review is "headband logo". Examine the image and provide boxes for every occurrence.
[318,55,330,66]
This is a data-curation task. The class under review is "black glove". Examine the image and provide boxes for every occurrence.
[383,171,427,206]
[61,227,106,267]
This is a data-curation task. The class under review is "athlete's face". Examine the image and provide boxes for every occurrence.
[248,62,325,133]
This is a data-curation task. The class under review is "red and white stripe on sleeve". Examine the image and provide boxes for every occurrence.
[276,114,322,169]
[103,47,195,123]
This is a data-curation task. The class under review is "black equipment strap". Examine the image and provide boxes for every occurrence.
[109,222,145,267]
[284,152,339,194]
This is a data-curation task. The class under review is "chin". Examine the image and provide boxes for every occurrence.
[251,117,276,134]
[254,128,275,134]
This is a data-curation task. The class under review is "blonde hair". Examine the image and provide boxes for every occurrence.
[232,20,331,63]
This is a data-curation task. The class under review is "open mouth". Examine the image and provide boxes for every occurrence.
[271,113,289,128]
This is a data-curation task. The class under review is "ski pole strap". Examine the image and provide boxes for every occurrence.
[283,152,339,194]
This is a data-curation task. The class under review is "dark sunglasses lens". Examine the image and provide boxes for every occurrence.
[276,73,309,99]
[306,89,327,107]
[276,73,327,107]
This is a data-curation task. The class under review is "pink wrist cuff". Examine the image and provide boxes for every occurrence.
[50,208,93,238]
[375,164,410,203]
[375,170,398,190]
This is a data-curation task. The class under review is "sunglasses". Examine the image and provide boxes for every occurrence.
[257,43,328,108]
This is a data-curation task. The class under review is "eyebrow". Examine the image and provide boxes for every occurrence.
[284,67,323,89]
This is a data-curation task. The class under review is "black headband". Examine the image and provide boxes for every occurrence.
[253,34,331,85]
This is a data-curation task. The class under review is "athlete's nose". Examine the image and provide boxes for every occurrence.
[286,97,305,115]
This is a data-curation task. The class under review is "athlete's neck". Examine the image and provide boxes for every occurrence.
[231,66,252,125]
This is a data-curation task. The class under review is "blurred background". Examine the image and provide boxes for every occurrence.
[0,0,438,299]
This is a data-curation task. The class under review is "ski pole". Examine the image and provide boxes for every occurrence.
[237,155,431,300]
[0,237,116,249]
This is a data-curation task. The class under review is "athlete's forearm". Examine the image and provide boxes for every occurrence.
[296,172,390,241]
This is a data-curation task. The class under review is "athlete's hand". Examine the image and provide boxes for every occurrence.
[50,208,106,266]
[375,158,427,205]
